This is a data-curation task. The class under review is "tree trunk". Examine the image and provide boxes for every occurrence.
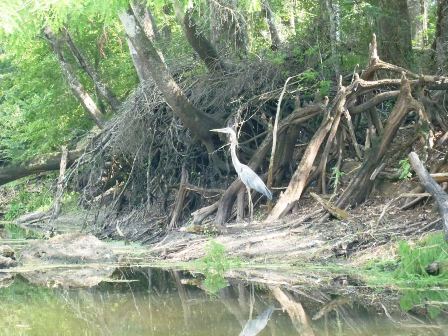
[130,0,160,41]
[261,0,282,50]
[408,0,429,47]
[125,38,152,82]
[174,3,226,73]
[434,0,448,73]
[0,149,82,187]
[43,27,105,128]
[370,0,413,67]
[119,8,221,149]
[63,28,121,112]
[325,0,341,77]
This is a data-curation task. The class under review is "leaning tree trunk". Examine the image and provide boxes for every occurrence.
[174,2,227,73]
[43,27,105,128]
[119,8,221,150]
[130,0,160,41]
[261,0,282,50]
[63,28,121,112]
[434,0,448,73]
[408,151,448,240]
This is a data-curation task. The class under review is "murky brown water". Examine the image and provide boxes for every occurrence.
[0,267,447,336]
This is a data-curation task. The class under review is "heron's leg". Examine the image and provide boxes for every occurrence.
[246,186,253,222]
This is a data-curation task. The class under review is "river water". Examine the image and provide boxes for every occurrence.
[0,267,446,336]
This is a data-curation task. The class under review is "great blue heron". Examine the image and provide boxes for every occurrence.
[210,127,272,220]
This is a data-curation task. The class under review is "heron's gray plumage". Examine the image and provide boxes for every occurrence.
[239,306,275,336]
[239,164,272,200]
[210,127,272,201]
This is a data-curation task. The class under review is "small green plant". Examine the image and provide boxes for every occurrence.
[330,167,345,192]
[398,158,412,180]
[195,241,241,294]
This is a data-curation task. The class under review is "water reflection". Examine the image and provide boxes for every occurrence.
[0,268,446,336]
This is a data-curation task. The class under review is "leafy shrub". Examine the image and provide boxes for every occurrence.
[195,241,241,294]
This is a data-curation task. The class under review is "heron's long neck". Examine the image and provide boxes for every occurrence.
[230,142,242,172]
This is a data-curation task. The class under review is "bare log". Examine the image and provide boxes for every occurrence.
[408,152,448,240]
[0,149,82,187]
[309,192,348,220]
[191,202,219,225]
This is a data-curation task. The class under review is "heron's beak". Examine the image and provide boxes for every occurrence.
[210,128,228,133]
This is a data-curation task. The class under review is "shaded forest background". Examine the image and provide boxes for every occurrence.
[0,0,447,241]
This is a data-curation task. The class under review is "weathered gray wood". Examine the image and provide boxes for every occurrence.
[408,151,448,240]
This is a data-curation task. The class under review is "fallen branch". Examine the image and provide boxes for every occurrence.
[309,192,348,220]
[408,152,448,240]
[0,149,82,187]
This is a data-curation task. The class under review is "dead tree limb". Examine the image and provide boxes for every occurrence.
[43,27,105,128]
[267,89,344,220]
[169,167,189,229]
[50,146,68,220]
[0,149,82,187]
[408,151,448,240]
[309,192,348,220]
[267,76,293,191]
[63,28,121,112]
[191,202,219,225]
[267,110,334,221]
[336,75,423,209]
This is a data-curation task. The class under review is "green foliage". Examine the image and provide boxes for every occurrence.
[319,80,332,97]
[363,234,448,319]
[398,158,412,180]
[195,241,241,294]
[394,234,448,279]
[4,181,53,220]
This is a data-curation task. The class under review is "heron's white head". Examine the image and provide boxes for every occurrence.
[210,127,238,146]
